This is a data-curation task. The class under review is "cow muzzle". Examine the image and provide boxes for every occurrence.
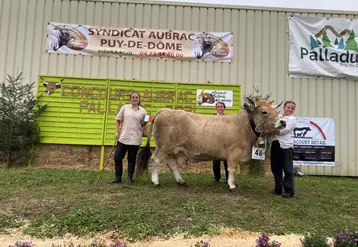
[275,119,286,129]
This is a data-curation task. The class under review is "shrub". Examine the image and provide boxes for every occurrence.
[193,240,211,247]
[0,72,46,166]
[300,233,331,247]
[8,242,34,247]
[256,234,281,247]
[333,230,358,247]
[10,240,127,247]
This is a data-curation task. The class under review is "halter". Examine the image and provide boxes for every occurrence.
[249,115,261,137]
[250,113,280,135]
[249,113,280,150]
[250,114,278,136]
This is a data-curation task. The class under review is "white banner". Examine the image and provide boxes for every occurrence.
[47,22,233,62]
[293,117,335,166]
[196,89,233,107]
[288,15,358,79]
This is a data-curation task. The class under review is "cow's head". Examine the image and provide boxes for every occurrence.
[197,90,216,105]
[59,29,73,46]
[244,97,286,132]
[41,78,63,95]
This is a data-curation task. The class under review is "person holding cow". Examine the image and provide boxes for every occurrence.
[264,100,297,198]
[109,91,147,185]
[212,101,229,183]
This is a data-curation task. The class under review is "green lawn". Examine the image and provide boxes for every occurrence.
[0,168,357,242]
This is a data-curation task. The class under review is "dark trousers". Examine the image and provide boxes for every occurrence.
[213,160,228,182]
[114,141,140,181]
[270,140,295,195]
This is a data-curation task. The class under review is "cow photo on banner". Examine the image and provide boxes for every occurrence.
[288,15,358,79]
[47,22,233,62]
[196,89,233,107]
[293,117,335,166]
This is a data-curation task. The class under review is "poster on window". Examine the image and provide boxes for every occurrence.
[293,117,335,166]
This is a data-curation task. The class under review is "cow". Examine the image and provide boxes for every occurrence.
[194,37,215,59]
[136,97,286,191]
[197,90,216,105]
[294,127,311,138]
[40,77,63,95]
[49,27,74,51]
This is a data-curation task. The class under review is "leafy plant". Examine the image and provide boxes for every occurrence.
[300,233,331,247]
[0,72,46,166]
[193,240,211,247]
[256,234,281,247]
[86,240,127,247]
[8,242,34,247]
[110,240,127,247]
[333,230,358,247]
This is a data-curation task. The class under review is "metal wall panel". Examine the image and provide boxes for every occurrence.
[1,0,357,176]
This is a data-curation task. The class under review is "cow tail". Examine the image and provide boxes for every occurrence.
[136,110,161,176]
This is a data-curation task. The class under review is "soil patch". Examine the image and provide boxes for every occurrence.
[0,228,306,247]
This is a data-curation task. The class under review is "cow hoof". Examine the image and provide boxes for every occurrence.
[228,186,237,192]
[177,181,187,186]
[152,182,160,187]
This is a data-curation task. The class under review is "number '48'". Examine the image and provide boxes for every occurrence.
[255,149,263,156]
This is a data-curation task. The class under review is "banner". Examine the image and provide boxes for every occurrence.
[293,117,335,166]
[288,15,358,79]
[196,89,233,107]
[47,22,233,62]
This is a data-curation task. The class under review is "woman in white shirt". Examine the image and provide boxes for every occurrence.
[110,92,147,185]
[264,101,297,198]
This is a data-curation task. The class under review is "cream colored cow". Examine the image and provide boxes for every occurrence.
[137,97,285,191]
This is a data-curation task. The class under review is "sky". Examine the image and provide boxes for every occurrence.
[154,0,358,12]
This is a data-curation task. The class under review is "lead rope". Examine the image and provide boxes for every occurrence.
[252,114,279,155]
[253,113,280,134]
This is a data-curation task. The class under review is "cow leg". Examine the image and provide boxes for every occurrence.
[166,158,186,186]
[227,161,238,191]
[150,149,166,186]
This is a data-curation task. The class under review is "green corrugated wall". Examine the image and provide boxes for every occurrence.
[37,75,241,147]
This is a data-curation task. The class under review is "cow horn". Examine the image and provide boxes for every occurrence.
[273,101,283,109]
[40,77,48,86]
[245,97,255,105]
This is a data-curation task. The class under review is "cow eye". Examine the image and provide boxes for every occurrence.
[262,110,268,115]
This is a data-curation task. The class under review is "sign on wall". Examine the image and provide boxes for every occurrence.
[47,22,233,62]
[293,117,335,167]
[37,76,241,146]
[196,89,233,107]
[288,15,358,79]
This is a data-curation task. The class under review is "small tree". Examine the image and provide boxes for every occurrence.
[0,72,46,167]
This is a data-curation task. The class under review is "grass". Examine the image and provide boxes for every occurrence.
[0,167,357,242]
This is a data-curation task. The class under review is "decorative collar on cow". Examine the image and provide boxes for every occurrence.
[249,115,261,137]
